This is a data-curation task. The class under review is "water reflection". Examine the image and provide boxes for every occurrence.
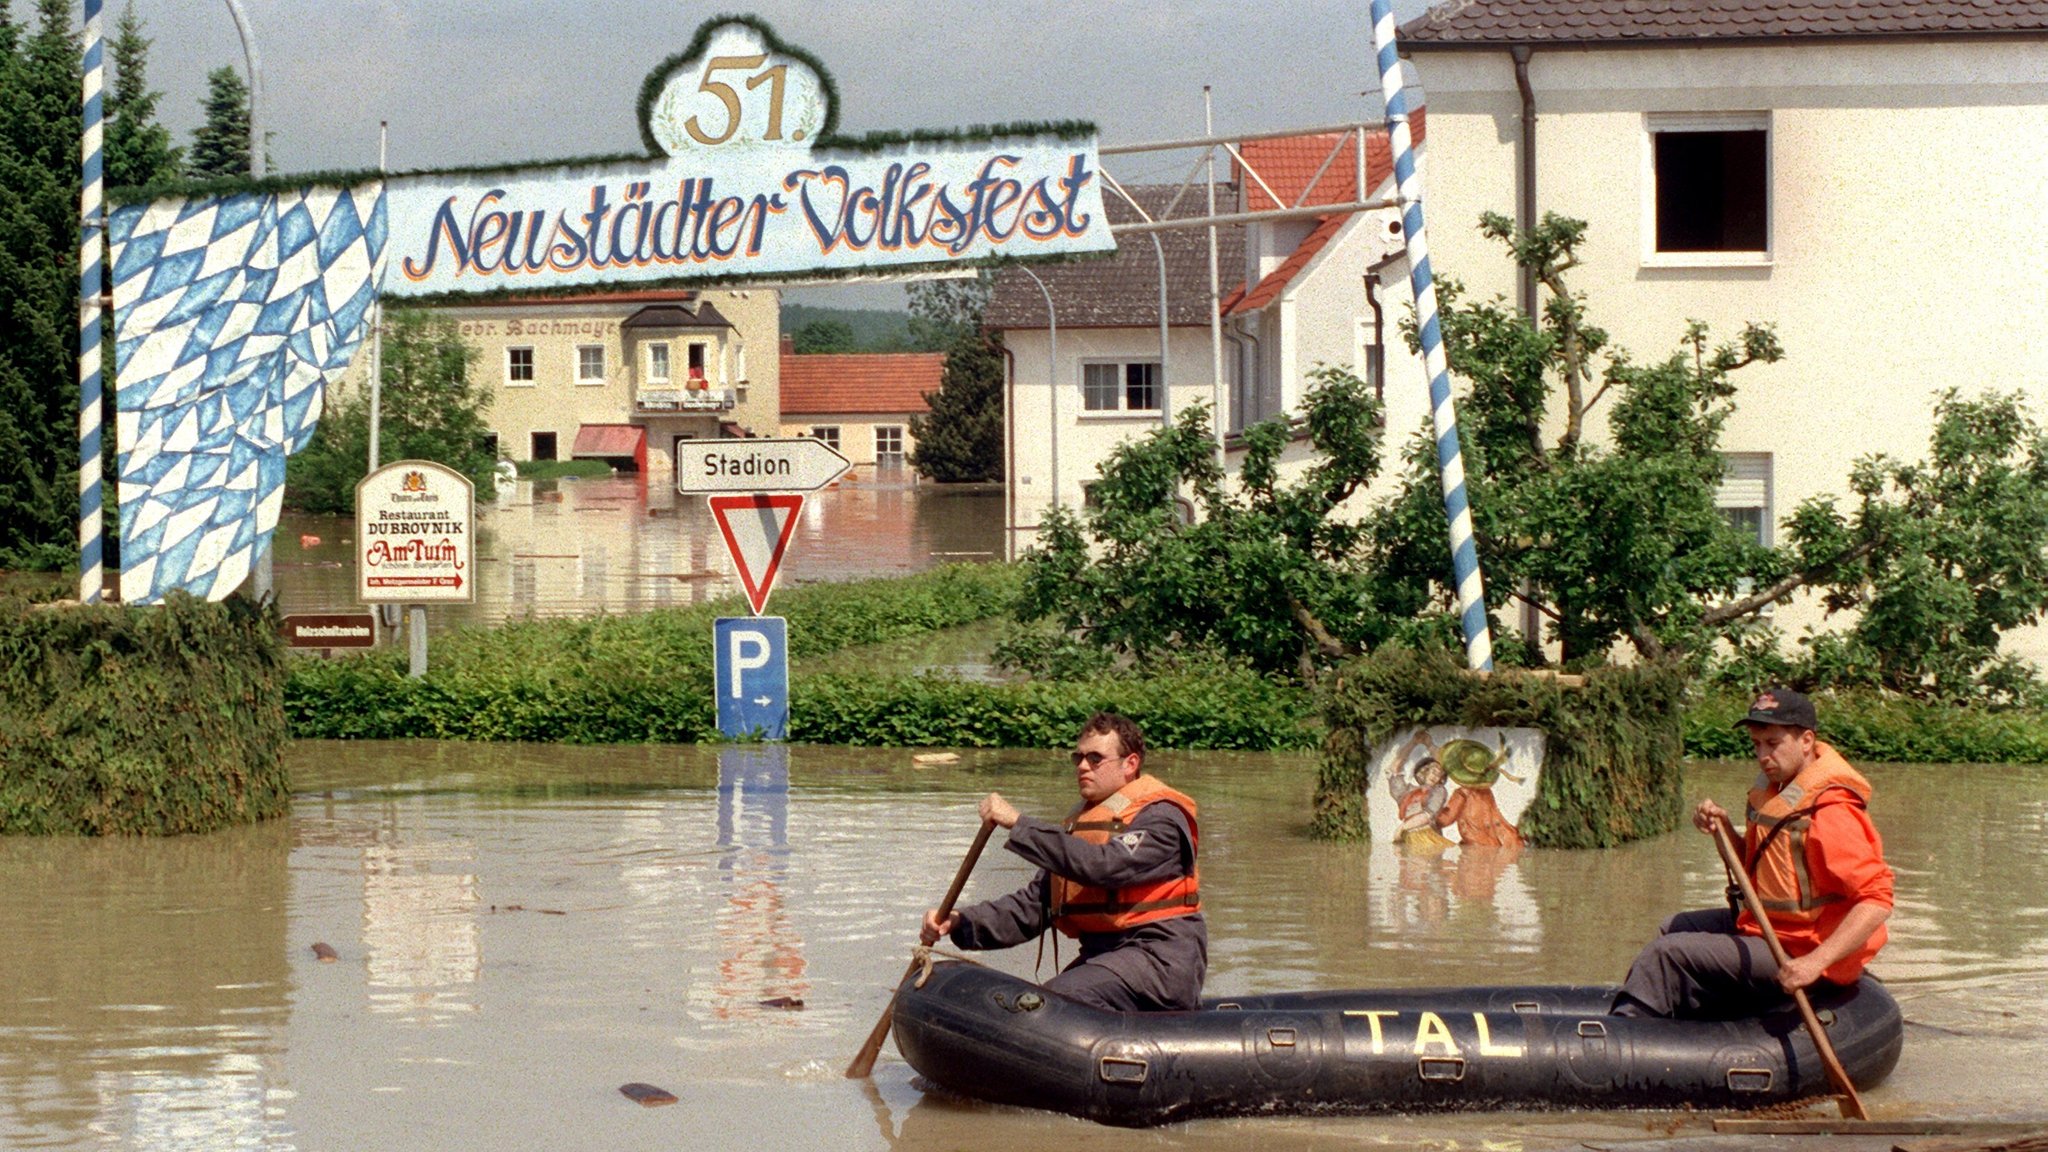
[273,476,1002,627]
[1,746,2043,1151]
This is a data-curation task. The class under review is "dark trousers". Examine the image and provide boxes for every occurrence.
[1611,907,1790,1019]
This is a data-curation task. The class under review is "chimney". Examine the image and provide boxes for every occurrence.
[780,333,795,355]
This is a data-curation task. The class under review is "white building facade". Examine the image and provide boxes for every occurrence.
[1398,0,2048,659]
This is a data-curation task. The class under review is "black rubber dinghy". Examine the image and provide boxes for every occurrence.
[890,962,1903,1127]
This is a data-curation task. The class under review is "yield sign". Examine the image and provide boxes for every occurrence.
[709,493,804,615]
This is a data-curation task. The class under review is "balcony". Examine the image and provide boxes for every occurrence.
[636,379,736,413]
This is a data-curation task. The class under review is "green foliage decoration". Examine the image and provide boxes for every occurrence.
[0,592,289,835]
[1684,686,2048,765]
[1314,641,1688,847]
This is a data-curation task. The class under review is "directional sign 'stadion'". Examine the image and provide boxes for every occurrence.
[676,437,852,495]
[713,616,789,739]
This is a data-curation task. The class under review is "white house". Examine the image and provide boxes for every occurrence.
[988,130,1415,558]
[1397,0,2048,660]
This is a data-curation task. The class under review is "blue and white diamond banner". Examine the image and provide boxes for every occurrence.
[110,182,386,604]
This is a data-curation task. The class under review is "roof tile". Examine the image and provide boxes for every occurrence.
[984,184,1247,329]
[778,353,944,416]
[1401,0,2048,44]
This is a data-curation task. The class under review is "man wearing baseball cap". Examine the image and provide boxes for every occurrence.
[1611,687,1895,1018]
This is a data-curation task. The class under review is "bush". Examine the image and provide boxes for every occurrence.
[286,564,1025,741]
[1685,685,2048,764]
[1,593,289,834]
[792,664,1319,751]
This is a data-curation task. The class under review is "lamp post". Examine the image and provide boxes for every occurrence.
[1018,267,1058,513]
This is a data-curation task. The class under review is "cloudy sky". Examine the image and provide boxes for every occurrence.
[118,0,1439,303]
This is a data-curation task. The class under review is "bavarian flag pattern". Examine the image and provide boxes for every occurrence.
[109,183,386,603]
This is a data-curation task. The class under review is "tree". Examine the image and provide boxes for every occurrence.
[186,64,249,180]
[0,0,83,569]
[105,4,180,189]
[1368,212,1786,666]
[907,270,1004,482]
[1010,368,1392,680]
[790,318,856,354]
[285,311,498,514]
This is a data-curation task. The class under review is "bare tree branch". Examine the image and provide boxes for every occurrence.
[1699,536,1881,626]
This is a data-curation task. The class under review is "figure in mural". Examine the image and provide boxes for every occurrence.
[1388,729,1527,850]
[1387,731,1455,853]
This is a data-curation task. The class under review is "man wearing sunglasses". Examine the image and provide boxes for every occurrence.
[919,712,1206,1011]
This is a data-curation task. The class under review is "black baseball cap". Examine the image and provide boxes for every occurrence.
[1734,687,1817,731]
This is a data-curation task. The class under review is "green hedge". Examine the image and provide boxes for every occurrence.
[791,665,1319,751]
[1687,687,2048,764]
[1,594,289,835]
[1314,644,1689,848]
[285,564,1025,741]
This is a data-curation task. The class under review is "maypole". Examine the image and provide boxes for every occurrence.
[77,0,105,604]
[1368,0,1492,670]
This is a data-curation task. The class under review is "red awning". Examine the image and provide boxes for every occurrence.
[571,424,646,458]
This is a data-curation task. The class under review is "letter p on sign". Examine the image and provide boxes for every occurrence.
[728,629,771,697]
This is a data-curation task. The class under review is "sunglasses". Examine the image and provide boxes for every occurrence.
[1070,750,1127,768]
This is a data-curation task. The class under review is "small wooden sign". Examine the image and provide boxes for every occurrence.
[281,613,377,649]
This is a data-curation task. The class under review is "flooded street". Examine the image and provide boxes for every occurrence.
[273,475,1004,627]
[3,746,2045,1150]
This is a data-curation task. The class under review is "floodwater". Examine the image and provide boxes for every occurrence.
[3,747,2045,1151]
[272,473,1004,627]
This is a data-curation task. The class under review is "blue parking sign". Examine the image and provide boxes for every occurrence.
[714,617,789,740]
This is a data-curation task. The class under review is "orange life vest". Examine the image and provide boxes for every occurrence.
[1048,775,1201,938]
[1740,741,1886,976]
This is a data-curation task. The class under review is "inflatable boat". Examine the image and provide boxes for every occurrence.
[890,962,1903,1127]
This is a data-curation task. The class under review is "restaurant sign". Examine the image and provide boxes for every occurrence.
[355,461,475,604]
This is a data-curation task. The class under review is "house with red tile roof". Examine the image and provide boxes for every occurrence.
[1398,0,2048,660]
[777,343,944,472]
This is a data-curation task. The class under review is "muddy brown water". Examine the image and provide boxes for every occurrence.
[3,745,2044,1150]
[273,475,1003,629]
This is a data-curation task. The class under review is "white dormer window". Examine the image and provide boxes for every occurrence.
[648,342,671,384]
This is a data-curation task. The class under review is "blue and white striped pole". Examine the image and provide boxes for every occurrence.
[1369,0,1492,671]
[78,0,105,604]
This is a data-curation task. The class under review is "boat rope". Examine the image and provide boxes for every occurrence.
[911,944,988,988]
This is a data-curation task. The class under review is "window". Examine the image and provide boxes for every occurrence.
[809,426,840,451]
[530,431,558,461]
[1717,453,1772,545]
[506,346,535,385]
[1718,452,1772,611]
[687,342,708,379]
[576,345,605,385]
[1647,113,1769,260]
[481,433,499,459]
[648,342,671,383]
[875,425,905,464]
[1082,361,1161,413]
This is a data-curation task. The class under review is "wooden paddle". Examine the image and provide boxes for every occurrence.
[1709,816,1871,1121]
[844,817,997,1079]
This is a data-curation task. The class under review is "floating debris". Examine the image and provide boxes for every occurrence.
[619,1082,678,1107]
[310,942,338,962]
[911,753,960,767]
[758,996,805,1010]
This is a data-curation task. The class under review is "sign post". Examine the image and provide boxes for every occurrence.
[356,460,475,678]
[679,437,849,740]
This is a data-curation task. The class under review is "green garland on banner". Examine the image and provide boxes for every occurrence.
[1313,642,1689,848]
[635,13,844,153]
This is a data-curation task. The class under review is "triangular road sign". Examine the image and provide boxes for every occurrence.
[709,493,804,615]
